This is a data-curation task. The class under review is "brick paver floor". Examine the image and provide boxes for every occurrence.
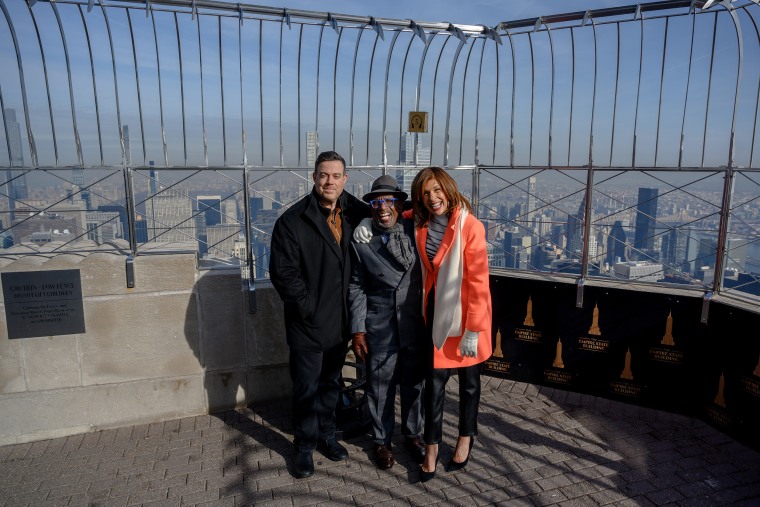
[1,379,759,506]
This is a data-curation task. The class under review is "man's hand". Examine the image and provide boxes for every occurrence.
[353,218,373,244]
[352,332,368,361]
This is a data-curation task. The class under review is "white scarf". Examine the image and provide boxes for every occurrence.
[429,208,467,350]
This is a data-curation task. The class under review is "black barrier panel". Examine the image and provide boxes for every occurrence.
[1,270,85,339]
[485,274,760,452]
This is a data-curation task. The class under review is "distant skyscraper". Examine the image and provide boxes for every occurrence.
[122,125,131,166]
[306,131,318,168]
[566,196,587,257]
[4,108,28,222]
[606,220,628,266]
[633,187,659,259]
[72,168,91,210]
[526,176,536,227]
[198,195,222,227]
[145,189,194,244]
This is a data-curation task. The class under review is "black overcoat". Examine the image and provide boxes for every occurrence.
[270,188,369,352]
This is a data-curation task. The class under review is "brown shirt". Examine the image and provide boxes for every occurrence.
[322,205,342,244]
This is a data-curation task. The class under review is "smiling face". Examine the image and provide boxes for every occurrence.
[421,177,449,217]
[371,194,402,230]
[313,159,347,209]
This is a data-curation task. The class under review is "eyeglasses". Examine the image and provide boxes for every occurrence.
[370,197,398,209]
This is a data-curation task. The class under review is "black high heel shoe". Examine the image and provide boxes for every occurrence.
[445,436,474,472]
[419,446,439,483]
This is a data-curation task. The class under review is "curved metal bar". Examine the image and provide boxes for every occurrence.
[700,13,719,167]
[430,35,454,163]
[568,28,575,166]
[51,2,83,166]
[472,39,487,165]
[508,31,516,167]
[349,27,365,166]
[632,17,644,168]
[17,2,48,165]
[491,42,499,165]
[527,31,535,166]
[172,13,188,165]
[366,29,382,166]
[332,27,344,150]
[297,24,303,166]
[99,5,126,165]
[546,25,555,167]
[219,16,227,166]
[238,11,246,166]
[654,18,669,167]
[678,12,696,168]
[126,9,147,166]
[397,33,415,164]
[442,37,465,166]
[279,19,284,166]
[78,5,104,166]
[609,22,621,167]
[196,12,208,166]
[314,22,325,155]
[380,30,401,169]
[457,38,478,166]
[152,9,169,166]
[258,20,263,165]
[743,6,759,168]
[588,19,598,167]
[0,86,10,167]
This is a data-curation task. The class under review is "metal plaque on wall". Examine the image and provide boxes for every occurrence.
[2,269,85,339]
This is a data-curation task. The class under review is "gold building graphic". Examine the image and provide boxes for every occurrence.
[620,348,634,380]
[523,296,535,327]
[588,303,602,336]
[714,372,726,408]
[493,329,504,358]
[661,310,675,346]
[552,337,565,368]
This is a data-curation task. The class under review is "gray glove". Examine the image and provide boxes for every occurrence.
[353,218,373,244]
[459,329,479,358]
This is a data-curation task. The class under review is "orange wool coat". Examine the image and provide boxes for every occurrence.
[415,207,493,368]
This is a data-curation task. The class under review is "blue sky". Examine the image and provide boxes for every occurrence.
[239,0,641,27]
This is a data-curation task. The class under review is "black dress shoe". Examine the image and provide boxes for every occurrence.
[292,449,314,479]
[375,444,395,470]
[404,436,425,464]
[317,439,348,461]
[445,436,474,472]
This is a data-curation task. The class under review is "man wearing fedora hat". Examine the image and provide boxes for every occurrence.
[348,174,426,470]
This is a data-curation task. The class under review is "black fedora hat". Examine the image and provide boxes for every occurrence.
[362,174,408,203]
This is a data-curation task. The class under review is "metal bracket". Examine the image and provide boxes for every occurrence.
[576,278,585,308]
[247,278,257,314]
[126,255,135,288]
[701,291,713,324]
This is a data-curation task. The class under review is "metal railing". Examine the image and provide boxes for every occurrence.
[1,0,759,307]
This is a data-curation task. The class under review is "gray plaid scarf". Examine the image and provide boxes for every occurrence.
[376,222,414,270]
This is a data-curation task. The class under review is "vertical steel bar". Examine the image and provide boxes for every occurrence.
[239,11,246,166]
[491,42,499,165]
[332,27,344,150]
[430,36,453,164]
[174,13,188,166]
[700,14,719,167]
[381,30,401,170]
[196,12,208,166]
[126,10,147,166]
[654,18,669,167]
[442,38,465,167]
[279,19,283,166]
[568,28,575,166]
[397,35,415,165]
[589,20,598,170]
[457,39,478,166]
[414,33,436,165]
[314,24,325,157]
[546,26,555,167]
[259,20,264,165]
[678,13,697,168]
[349,27,365,166]
[366,32,382,166]
[0,88,10,167]
[632,18,644,168]
[78,5,104,166]
[219,16,227,166]
[508,31,516,167]
[745,8,759,168]
[100,5,126,167]
[297,24,303,166]
[527,31,535,166]
[151,9,169,166]
[472,39,487,166]
[609,23,621,167]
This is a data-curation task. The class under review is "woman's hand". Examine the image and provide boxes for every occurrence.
[459,329,479,357]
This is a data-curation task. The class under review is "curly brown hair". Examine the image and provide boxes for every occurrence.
[410,167,472,227]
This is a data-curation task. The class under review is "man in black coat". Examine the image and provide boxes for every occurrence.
[269,151,369,479]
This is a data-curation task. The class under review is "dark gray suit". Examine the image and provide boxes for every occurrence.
[348,218,425,446]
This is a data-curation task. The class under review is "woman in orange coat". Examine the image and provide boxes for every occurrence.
[410,166,492,482]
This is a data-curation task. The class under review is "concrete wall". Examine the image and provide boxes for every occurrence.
[0,248,291,445]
